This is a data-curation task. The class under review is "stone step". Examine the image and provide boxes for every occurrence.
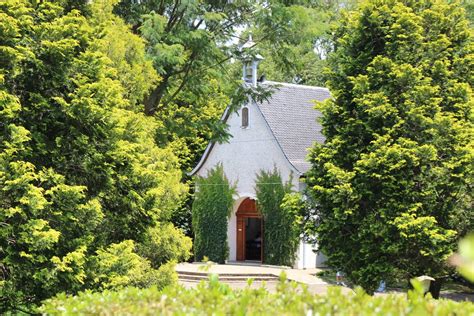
[178,275,279,282]
[177,270,277,278]
[177,271,279,282]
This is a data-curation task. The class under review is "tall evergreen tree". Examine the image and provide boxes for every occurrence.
[307,0,473,292]
[0,1,185,311]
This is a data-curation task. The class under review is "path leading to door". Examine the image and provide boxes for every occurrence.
[175,262,353,295]
[176,263,474,301]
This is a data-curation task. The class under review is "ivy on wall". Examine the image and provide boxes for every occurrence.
[255,169,302,266]
[192,164,236,263]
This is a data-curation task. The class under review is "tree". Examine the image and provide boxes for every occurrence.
[90,0,160,109]
[460,0,474,26]
[88,240,178,290]
[138,222,192,268]
[0,1,185,311]
[250,0,358,86]
[114,0,256,115]
[306,0,473,292]
[192,164,235,263]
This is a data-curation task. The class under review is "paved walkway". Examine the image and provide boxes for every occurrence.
[176,263,473,301]
[176,262,327,285]
[176,262,353,295]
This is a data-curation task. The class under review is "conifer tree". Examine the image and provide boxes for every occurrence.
[307,0,473,292]
[0,1,185,311]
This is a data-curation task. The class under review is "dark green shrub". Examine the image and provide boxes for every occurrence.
[192,164,235,263]
[255,169,300,266]
[279,193,305,263]
[40,276,474,315]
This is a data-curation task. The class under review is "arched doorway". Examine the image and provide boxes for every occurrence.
[236,198,263,262]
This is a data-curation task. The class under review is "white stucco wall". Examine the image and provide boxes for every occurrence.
[296,242,318,269]
[195,100,325,268]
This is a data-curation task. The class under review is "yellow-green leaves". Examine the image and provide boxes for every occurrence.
[90,0,159,108]
[0,1,186,312]
[19,219,60,250]
[138,222,192,269]
[0,91,21,119]
[393,213,456,256]
[41,277,474,315]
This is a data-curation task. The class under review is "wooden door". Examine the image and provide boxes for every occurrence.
[236,217,245,261]
[236,198,261,262]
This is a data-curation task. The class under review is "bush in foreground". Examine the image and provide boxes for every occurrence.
[41,276,474,315]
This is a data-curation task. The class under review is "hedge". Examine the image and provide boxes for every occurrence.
[255,169,300,266]
[192,164,235,263]
[41,275,474,315]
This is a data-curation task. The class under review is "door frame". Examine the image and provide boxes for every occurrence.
[236,198,263,262]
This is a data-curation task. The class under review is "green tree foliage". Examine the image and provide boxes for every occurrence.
[89,240,177,290]
[0,124,103,309]
[251,0,357,86]
[153,80,230,172]
[460,0,474,26]
[114,0,255,114]
[90,0,160,108]
[307,0,473,292]
[138,222,192,269]
[110,1,254,172]
[255,169,300,266]
[41,277,474,315]
[0,1,185,311]
[192,164,235,263]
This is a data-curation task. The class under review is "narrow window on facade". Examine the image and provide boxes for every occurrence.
[242,107,249,128]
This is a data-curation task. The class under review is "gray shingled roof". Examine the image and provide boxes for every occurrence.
[258,81,330,174]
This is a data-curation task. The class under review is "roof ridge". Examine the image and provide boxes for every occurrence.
[262,81,329,91]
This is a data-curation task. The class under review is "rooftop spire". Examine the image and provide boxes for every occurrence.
[240,34,263,87]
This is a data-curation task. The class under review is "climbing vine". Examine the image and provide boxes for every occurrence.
[192,164,236,263]
[255,169,302,266]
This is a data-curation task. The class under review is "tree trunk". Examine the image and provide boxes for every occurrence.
[144,79,168,116]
